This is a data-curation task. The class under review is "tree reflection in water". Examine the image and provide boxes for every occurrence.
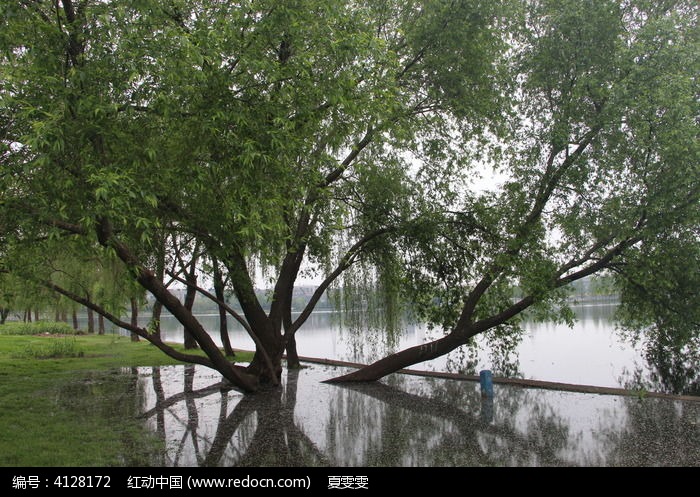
[132,365,700,467]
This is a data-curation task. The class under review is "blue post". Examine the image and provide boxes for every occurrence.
[480,369,494,398]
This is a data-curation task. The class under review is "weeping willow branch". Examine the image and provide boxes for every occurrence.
[290,226,394,335]
[468,235,641,336]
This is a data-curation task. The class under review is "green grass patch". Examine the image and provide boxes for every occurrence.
[11,336,85,359]
[0,333,253,466]
[0,321,80,336]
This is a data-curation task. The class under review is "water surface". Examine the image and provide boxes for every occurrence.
[129,364,700,467]
[144,304,657,390]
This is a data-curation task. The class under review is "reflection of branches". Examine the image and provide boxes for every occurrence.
[134,365,697,467]
[140,368,329,467]
[206,370,331,467]
[139,382,228,420]
[596,396,700,466]
[183,365,202,465]
[334,380,570,466]
[152,367,166,466]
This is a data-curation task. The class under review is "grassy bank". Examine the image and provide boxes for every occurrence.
[0,327,253,466]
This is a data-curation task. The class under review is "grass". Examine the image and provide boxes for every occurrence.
[11,337,85,359]
[0,321,80,336]
[0,325,253,466]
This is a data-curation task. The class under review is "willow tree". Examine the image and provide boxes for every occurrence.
[0,0,507,391]
[330,0,700,382]
[3,1,696,392]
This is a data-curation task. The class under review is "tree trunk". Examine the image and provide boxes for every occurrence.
[183,257,199,350]
[326,332,465,383]
[98,313,105,335]
[151,301,163,341]
[247,346,283,384]
[0,308,8,324]
[223,246,281,386]
[218,300,233,357]
[72,310,79,330]
[151,240,165,343]
[33,309,39,321]
[285,334,301,369]
[213,260,234,357]
[245,321,283,385]
[142,273,258,390]
[24,308,31,322]
[269,250,304,371]
[130,297,140,342]
[60,310,67,323]
[94,221,258,391]
[87,306,95,334]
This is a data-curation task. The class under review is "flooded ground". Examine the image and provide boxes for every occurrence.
[124,364,699,467]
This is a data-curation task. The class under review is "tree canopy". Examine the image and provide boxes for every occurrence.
[1,0,698,391]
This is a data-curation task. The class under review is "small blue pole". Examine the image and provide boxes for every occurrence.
[480,369,494,398]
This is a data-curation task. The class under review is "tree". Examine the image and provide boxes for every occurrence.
[1,0,697,393]
[211,256,235,358]
[0,0,506,391]
[329,0,699,382]
[0,273,18,324]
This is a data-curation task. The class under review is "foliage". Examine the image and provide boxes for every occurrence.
[0,0,697,387]
[390,0,699,334]
[0,321,79,336]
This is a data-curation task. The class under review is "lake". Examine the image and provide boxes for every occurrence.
[120,302,696,395]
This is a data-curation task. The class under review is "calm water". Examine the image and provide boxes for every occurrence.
[135,303,661,392]
[67,304,699,467]
[121,364,699,467]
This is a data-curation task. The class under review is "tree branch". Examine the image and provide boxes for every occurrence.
[323,128,375,187]
[166,269,277,383]
[18,0,53,24]
[44,280,217,369]
[165,271,252,336]
[554,235,616,278]
[290,227,393,334]
[456,125,603,331]
[47,218,87,235]
[94,217,259,391]
[468,235,640,336]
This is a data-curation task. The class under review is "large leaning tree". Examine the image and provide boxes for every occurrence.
[0,0,508,391]
[1,0,697,392]
[329,0,700,382]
